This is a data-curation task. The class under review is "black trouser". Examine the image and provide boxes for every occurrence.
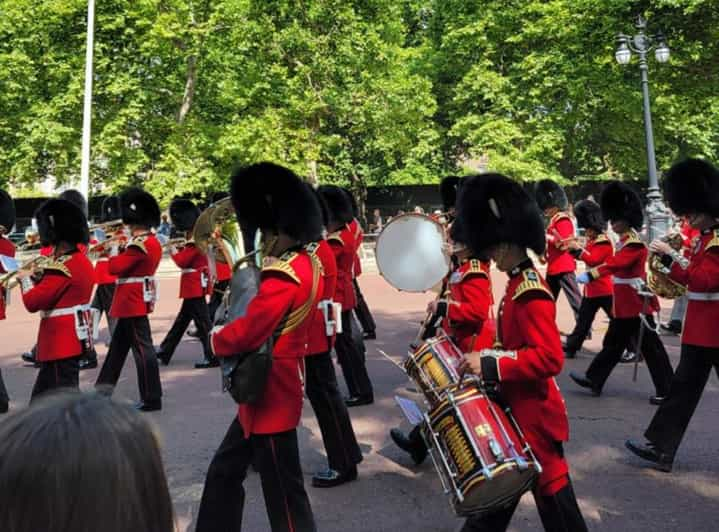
[305,351,363,472]
[196,418,316,532]
[0,368,9,407]
[564,295,613,354]
[335,310,373,398]
[546,272,582,319]
[31,356,81,401]
[209,280,230,325]
[461,478,587,532]
[96,316,162,402]
[352,278,376,335]
[91,283,118,341]
[586,316,673,396]
[645,344,719,455]
[160,297,213,362]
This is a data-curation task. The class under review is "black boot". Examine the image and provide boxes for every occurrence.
[625,439,674,472]
[311,466,358,488]
[390,428,428,465]
[569,371,602,396]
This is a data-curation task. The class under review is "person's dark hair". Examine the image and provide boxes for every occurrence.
[0,393,175,532]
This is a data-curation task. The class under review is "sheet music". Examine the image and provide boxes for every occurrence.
[395,395,424,426]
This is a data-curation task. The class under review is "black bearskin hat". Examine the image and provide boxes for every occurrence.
[100,196,121,223]
[574,200,605,232]
[440,176,462,212]
[35,199,89,246]
[169,198,201,232]
[119,187,161,228]
[318,185,354,225]
[600,181,644,230]
[59,189,88,217]
[308,184,330,232]
[664,158,719,217]
[230,162,323,245]
[342,188,359,218]
[0,189,16,234]
[456,173,545,256]
[534,179,568,210]
[449,216,470,246]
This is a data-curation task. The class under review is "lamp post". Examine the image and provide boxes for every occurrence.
[79,0,95,201]
[615,15,672,242]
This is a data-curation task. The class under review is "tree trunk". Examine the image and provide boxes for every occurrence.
[177,54,198,124]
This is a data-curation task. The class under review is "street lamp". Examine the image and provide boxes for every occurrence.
[615,15,672,242]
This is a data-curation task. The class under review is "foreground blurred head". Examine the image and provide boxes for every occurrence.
[0,393,175,532]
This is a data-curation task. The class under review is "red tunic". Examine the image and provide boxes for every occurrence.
[669,228,719,348]
[109,234,162,318]
[576,234,613,298]
[588,231,658,318]
[442,259,495,352]
[349,218,363,277]
[480,262,570,494]
[545,212,576,276]
[216,261,232,282]
[327,225,357,311]
[307,240,338,355]
[171,243,210,299]
[211,250,323,435]
[0,237,16,320]
[21,250,96,361]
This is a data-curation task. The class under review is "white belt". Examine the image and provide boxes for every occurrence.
[687,291,719,301]
[182,268,198,273]
[116,276,156,285]
[41,304,92,319]
[96,258,109,263]
[613,277,643,287]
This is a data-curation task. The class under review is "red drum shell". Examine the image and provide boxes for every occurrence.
[405,333,464,403]
[426,386,539,516]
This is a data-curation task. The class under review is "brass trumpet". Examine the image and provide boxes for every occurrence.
[0,255,51,290]
[164,237,188,250]
[87,234,128,259]
[89,219,124,233]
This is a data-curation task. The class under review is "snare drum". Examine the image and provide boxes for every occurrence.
[423,385,540,516]
[405,333,464,404]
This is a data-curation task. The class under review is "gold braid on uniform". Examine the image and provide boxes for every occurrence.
[512,269,552,300]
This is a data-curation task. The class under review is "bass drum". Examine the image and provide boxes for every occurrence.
[375,213,450,292]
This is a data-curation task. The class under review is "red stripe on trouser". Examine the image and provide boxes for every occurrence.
[131,320,149,396]
[269,436,295,532]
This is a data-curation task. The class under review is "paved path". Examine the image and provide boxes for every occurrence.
[1,272,717,531]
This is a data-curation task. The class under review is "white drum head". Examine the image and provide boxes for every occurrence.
[375,214,449,292]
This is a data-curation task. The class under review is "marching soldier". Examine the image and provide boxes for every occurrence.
[390,211,495,466]
[569,182,673,404]
[156,199,216,369]
[207,192,232,324]
[95,188,163,411]
[563,200,614,358]
[0,189,16,413]
[458,173,587,532]
[196,163,323,532]
[659,217,699,336]
[318,185,374,407]
[16,199,95,400]
[345,189,377,340]
[626,159,719,472]
[534,180,582,320]
[304,185,363,488]
[88,196,125,350]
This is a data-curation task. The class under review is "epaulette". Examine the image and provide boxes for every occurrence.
[305,242,320,256]
[550,212,571,225]
[460,259,489,281]
[706,229,719,251]
[327,232,344,245]
[127,236,148,254]
[623,231,644,247]
[595,234,610,244]
[42,255,72,278]
[512,269,553,300]
[262,251,300,284]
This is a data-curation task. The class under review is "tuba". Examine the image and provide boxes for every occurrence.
[647,232,687,299]
[193,198,256,270]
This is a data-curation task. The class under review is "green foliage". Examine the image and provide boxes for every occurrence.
[1,0,718,198]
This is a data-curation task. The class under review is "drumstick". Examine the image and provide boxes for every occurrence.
[412,308,434,349]
[377,349,409,374]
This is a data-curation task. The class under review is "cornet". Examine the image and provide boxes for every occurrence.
[0,255,53,290]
